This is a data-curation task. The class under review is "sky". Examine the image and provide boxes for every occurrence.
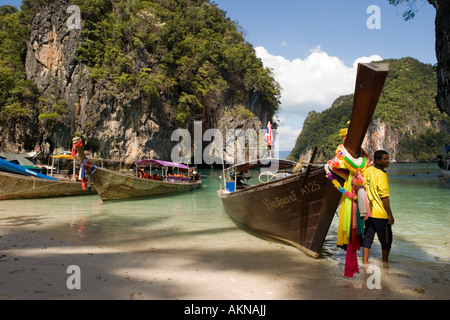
[213,0,437,151]
[1,0,438,151]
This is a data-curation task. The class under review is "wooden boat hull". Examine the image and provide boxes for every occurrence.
[91,167,202,201]
[218,63,389,258]
[0,171,95,200]
[218,167,341,258]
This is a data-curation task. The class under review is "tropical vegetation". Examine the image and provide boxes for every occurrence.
[0,0,280,133]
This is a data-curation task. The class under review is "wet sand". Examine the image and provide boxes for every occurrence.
[1,222,448,301]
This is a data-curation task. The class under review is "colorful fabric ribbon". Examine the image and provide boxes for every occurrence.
[77,158,98,190]
[325,144,373,277]
[71,138,83,157]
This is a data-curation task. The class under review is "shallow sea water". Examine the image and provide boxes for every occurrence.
[0,163,449,298]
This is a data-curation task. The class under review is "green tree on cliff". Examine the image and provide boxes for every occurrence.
[74,0,280,126]
[0,6,39,123]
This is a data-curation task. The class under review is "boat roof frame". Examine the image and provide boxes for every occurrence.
[135,159,190,170]
[228,158,297,172]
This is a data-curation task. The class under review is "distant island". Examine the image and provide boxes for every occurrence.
[288,57,450,163]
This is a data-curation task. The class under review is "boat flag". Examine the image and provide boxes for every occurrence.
[264,121,272,146]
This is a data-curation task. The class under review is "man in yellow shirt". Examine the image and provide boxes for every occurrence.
[362,150,395,264]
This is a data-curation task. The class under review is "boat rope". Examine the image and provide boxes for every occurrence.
[293,161,318,174]
[296,161,318,166]
[258,171,288,183]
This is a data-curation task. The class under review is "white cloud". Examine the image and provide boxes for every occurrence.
[256,46,382,116]
[255,46,382,151]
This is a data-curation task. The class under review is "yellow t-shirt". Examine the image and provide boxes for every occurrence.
[364,166,390,219]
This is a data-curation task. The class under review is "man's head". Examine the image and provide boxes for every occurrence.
[374,150,389,169]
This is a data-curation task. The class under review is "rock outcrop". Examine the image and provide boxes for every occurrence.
[21,0,274,164]
[429,0,450,116]
[25,0,86,154]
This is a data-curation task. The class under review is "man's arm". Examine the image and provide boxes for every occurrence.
[381,196,394,225]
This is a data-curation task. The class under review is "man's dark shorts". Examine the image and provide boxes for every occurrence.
[361,217,393,250]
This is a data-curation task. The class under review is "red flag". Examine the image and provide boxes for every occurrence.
[264,121,272,146]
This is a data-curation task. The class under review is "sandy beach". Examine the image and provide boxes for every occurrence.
[1,220,448,301]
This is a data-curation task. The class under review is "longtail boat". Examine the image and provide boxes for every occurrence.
[72,140,202,202]
[0,157,95,200]
[218,63,389,258]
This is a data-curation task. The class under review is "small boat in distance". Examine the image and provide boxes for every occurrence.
[73,140,202,202]
[218,63,389,258]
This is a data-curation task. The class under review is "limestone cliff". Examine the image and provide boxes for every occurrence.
[1,0,279,164]
[25,0,86,155]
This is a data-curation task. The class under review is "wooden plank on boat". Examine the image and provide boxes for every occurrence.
[344,63,389,157]
[301,145,317,188]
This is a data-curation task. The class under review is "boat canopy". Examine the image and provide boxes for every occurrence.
[135,159,190,170]
[0,152,37,167]
[0,158,58,180]
[232,158,297,172]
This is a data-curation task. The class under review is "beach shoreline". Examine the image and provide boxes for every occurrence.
[1,222,448,301]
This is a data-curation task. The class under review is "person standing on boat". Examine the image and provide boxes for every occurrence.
[362,150,395,264]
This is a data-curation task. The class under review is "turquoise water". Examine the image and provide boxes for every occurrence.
[323,163,450,288]
[0,163,449,287]
[380,164,449,264]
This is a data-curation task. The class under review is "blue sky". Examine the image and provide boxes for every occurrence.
[1,0,437,151]
[213,0,436,67]
[214,0,437,150]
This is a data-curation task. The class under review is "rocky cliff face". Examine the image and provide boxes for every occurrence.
[21,0,272,164]
[25,0,86,155]
[23,0,180,162]
[363,118,398,160]
[297,120,399,163]
[430,0,450,117]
